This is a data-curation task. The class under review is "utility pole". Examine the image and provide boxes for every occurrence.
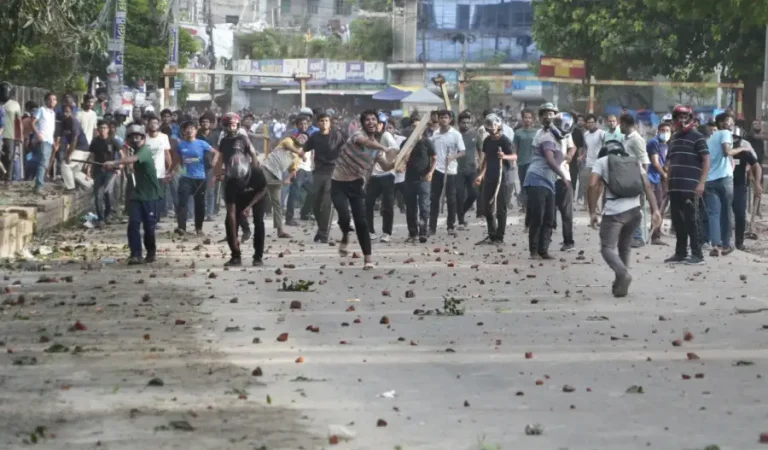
[419,1,427,86]
[762,24,768,128]
[108,0,128,111]
[206,0,216,109]
[166,0,180,109]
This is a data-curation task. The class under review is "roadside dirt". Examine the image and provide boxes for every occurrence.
[0,228,322,449]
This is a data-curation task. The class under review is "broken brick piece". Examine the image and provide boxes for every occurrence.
[276,333,289,342]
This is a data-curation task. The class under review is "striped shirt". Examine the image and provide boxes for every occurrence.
[667,128,709,193]
[332,130,385,182]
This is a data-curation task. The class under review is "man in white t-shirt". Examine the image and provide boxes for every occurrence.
[1,82,22,184]
[580,114,606,208]
[76,94,98,145]
[33,92,58,192]
[588,141,661,298]
[428,110,466,235]
[144,116,171,215]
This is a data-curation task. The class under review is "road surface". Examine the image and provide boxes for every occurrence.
[1,212,768,450]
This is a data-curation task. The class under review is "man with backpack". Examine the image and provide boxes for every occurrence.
[588,140,662,298]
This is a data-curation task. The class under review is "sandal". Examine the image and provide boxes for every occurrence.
[363,262,375,270]
[338,241,349,257]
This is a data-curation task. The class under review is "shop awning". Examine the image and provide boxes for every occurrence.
[276,89,379,95]
[371,85,421,101]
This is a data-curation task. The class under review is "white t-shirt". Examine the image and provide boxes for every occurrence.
[76,109,98,145]
[2,99,21,140]
[394,135,407,183]
[298,149,313,172]
[583,128,606,169]
[591,155,643,216]
[35,106,56,144]
[372,131,398,177]
[145,133,171,179]
[430,127,465,175]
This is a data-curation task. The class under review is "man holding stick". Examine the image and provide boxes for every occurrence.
[474,114,515,245]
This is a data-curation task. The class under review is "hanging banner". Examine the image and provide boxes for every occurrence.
[168,25,179,67]
[345,62,365,81]
[113,0,127,70]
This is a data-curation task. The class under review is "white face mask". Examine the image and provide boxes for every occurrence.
[658,131,671,142]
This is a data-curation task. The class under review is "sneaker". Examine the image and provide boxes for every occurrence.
[380,234,391,243]
[736,244,746,251]
[252,258,264,267]
[701,242,712,251]
[664,254,687,263]
[721,246,735,256]
[127,256,144,265]
[144,253,156,264]
[241,229,252,242]
[204,215,214,222]
[224,257,242,267]
[369,232,379,241]
[614,273,633,298]
[447,228,457,236]
[174,228,186,236]
[457,222,467,230]
[683,255,705,265]
[631,239,645,248]
[314,235,329,244]
[405,236,417,244]
[95,221,105,229]
[529,252,541,260]
[418,235,428,243]
[428,228,436,236]
[195,228,203,236]
[651,238,668,246]
[709,248,719,257]
[539,253,554,260]
[338,240,349,256]
[475,236,494,246]
[285,218,299,227]
[277,230,292,239]
[560,243,575,252]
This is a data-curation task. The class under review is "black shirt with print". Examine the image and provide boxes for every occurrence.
[89,136,122,165]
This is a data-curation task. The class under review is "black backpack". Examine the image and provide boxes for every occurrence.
[606,154,644,198]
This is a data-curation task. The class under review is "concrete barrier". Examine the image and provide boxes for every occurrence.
[0,188,93,258]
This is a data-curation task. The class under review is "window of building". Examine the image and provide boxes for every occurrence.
[281,0,291,14]
[335,0,351,15]
[455,4,470,29]
[225,15,239,24]
[419,1,436,30]
[308,0,319,14]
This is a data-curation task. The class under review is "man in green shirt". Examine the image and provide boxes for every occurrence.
[513,109,538,212]
[103,124,162,265]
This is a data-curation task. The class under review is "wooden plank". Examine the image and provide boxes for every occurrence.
[394,117,431,172]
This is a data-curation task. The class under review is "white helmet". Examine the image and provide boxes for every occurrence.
[144,105,155,113]
[484,113,502,131]
[299,107,313,117]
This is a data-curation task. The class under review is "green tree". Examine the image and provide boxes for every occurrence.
[239,18,393,62]
[532,0,767,119]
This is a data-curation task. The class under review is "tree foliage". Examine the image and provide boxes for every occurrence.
[240,18,393,62]
[532,0,766,84]
[0,0,197,92]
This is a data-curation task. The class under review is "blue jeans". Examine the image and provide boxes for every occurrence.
[704,176,734,247]
[286,169,313,220]
[128,199,159,258]
[34,142,53,189]
[92,170,115,221]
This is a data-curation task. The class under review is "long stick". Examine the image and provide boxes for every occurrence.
[489,147,503,213]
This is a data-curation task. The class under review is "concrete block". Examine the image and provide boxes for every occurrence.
[0,206,38,222]
[17,219,34,248]
[0,212,20,258]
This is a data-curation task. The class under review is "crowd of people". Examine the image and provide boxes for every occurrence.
[1,80,767,297]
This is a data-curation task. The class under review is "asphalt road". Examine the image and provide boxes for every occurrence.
[2,212,768,450]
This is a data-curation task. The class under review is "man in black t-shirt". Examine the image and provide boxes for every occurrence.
[402,114,436,243]
[218,113,258,241]
[88,119,123,226]
[474,114,515,244]
[304,112,344,243]
[732,133,763,250]
[224,153,268,267]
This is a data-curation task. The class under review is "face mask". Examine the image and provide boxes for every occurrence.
[658,132,671,142]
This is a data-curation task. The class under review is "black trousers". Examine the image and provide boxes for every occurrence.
[177,177,206,231]
[456,170,477,225]
[733,183,748,248]
[669,191,705,258]
[483,177,509,240]
[312,170,334,240]
[405,179,430,237]
[225,193,266,260]
[395,182,406,212]
[331,178,372,256]
[365,174,395,235]
[527,186,556,255]
[429,171,457,231]
[554,179,574,245]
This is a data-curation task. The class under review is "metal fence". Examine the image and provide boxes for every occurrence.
[11,86,51,107]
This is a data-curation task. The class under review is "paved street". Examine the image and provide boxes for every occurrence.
[2,211,768,450]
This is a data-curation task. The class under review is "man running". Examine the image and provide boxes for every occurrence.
[224,154,268,267]
[305,112,345,243]
[103,124,162,265]
[474,114,515,244]
[331,109,398,269]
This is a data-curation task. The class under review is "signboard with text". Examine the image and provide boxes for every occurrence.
[236,58,386,89]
